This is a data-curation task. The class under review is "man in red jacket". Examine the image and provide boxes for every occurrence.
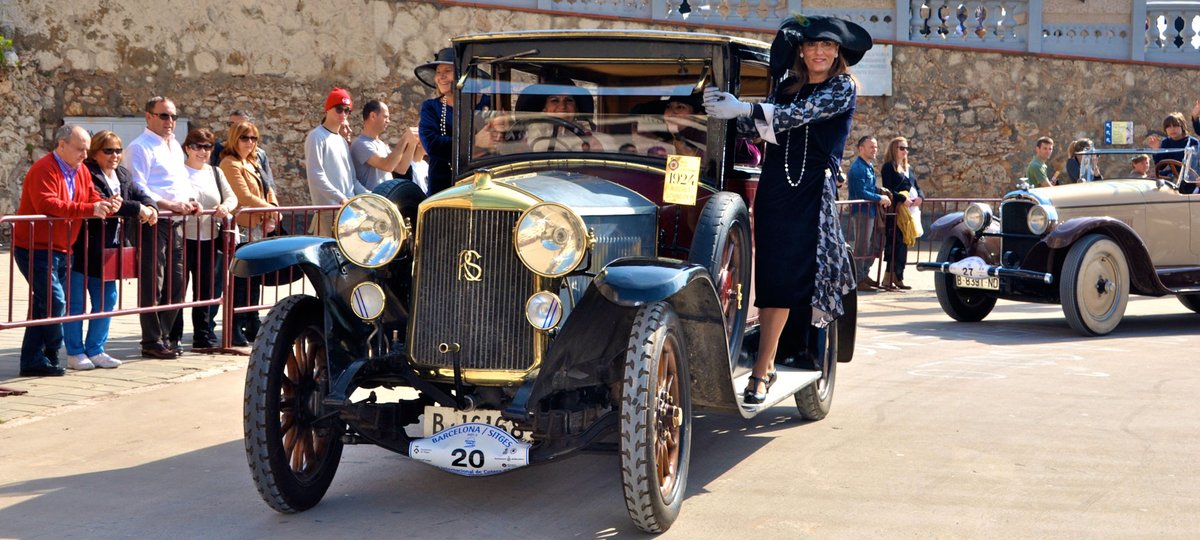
[13,125,117,376]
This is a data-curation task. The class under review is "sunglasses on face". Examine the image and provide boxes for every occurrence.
[190,143,214,150]
[898,146,910,151]
[239,135,259,142]
[334,106,352,114]
[154,113,179,121]
[100,147,123,155]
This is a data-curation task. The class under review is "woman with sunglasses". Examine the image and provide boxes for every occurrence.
[220,121,279,346]
[880,136,923,291]
[63,130,157,370]
[171,128,236,351]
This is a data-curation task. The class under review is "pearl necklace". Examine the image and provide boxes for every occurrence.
[781,90,808,187]
[439,96,448,136]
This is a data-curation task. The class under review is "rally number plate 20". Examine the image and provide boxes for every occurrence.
[409,422,530,476]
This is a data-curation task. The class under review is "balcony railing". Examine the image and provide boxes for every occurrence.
[460,0,1200,66]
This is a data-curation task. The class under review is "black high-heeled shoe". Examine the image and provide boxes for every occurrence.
[743,372,777,405]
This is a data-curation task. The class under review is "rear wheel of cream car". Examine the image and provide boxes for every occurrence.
[1060,234,1129,336]
[620,301,691,534]
[933,238,997,322]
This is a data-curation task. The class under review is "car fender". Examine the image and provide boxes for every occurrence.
[509,258,736,418]
[929,212,995,263]
[231,236,398,396]
[594,258,737,412]
[1044,217,1167,295]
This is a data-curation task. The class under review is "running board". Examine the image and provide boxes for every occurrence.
[733,366,822,417]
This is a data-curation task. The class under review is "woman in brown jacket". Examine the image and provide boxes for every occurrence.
[219,121,279,345]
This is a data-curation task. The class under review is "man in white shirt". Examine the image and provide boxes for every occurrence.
[125,96,202,359]
[350,100,423,191]
[304,88,364,236]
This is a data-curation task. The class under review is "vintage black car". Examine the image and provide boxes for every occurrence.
[919,147,1200,336]
[233,29,857,532]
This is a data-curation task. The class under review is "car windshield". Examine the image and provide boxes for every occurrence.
[1075,147,1198,185]
[462,59,712,164]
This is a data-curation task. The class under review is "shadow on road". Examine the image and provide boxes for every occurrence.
[0,408,821,538]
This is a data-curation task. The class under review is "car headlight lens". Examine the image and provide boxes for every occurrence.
[1026,204,1058,235]
[514,202,588,277]
[963,203,993,233]
[335,194,408,268]
[350,282,386,321]
[525,291,563,331]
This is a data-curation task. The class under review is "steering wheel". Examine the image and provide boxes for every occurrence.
[1155,159,1184,180]
[511,114,593,151]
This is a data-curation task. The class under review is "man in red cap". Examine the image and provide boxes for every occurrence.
[304,87,364,236]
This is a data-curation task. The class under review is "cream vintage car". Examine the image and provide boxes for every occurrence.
[918,147,1200,336]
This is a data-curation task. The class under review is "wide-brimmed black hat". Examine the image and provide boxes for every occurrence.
[514,80,594,115]
[415,47,454,89]
[769,15,874,78]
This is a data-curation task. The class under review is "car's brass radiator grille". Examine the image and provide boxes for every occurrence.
[410,208,536,371]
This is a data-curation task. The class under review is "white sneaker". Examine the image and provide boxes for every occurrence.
[89,352,122,369]
[67,354,95,370]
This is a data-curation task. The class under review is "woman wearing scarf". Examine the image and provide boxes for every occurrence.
[704,15,871,404]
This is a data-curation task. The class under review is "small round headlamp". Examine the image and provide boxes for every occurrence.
[335,194,409,268]
[963,203,993,233]
[525,291,563,331]
[514,202,589,277]
[1027,204,1058,235]
[350,282,386,321]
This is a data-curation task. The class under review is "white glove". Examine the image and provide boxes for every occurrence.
[703,86,752,119]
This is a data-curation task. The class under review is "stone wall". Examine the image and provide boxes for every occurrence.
[0,0,1196,220]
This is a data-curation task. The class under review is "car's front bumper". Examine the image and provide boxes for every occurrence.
[916,261,1055,285]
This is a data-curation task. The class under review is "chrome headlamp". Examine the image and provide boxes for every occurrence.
[525,291,563,331]
[1026,204,1058,235]
[514,202,589,277]
[335,194,409,268]
[963,203,993,233]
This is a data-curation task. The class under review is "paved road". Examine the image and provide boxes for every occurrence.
[2,274,1199,538]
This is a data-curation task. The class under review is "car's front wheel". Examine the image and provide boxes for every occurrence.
[933,237,997,322]
[244,295,344,513]
[620,301,691,534]
[1061,234,1129,336]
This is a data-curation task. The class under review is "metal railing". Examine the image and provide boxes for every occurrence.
[1,198,998,357]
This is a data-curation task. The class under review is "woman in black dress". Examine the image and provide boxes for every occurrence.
[705,15,871,404]
[415,48,458,195]
[880,136,923,291]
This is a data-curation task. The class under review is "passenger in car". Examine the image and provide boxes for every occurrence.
[1063,138,1102,183]
[1155,112,1199,194]
[634,94,706,158]
[1130,154,1151,178]
[514,82,604,152]
[703,15,872,405]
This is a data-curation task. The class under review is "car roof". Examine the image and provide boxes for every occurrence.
[453,29,770,51]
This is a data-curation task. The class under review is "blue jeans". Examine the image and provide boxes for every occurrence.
[63,271,118,356]
[13,247,67,369]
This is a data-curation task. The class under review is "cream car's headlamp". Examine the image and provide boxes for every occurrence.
[335,194,408,268]
[1026,204,1058,235]
[963,203,993,233]
[514,202,589,277]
